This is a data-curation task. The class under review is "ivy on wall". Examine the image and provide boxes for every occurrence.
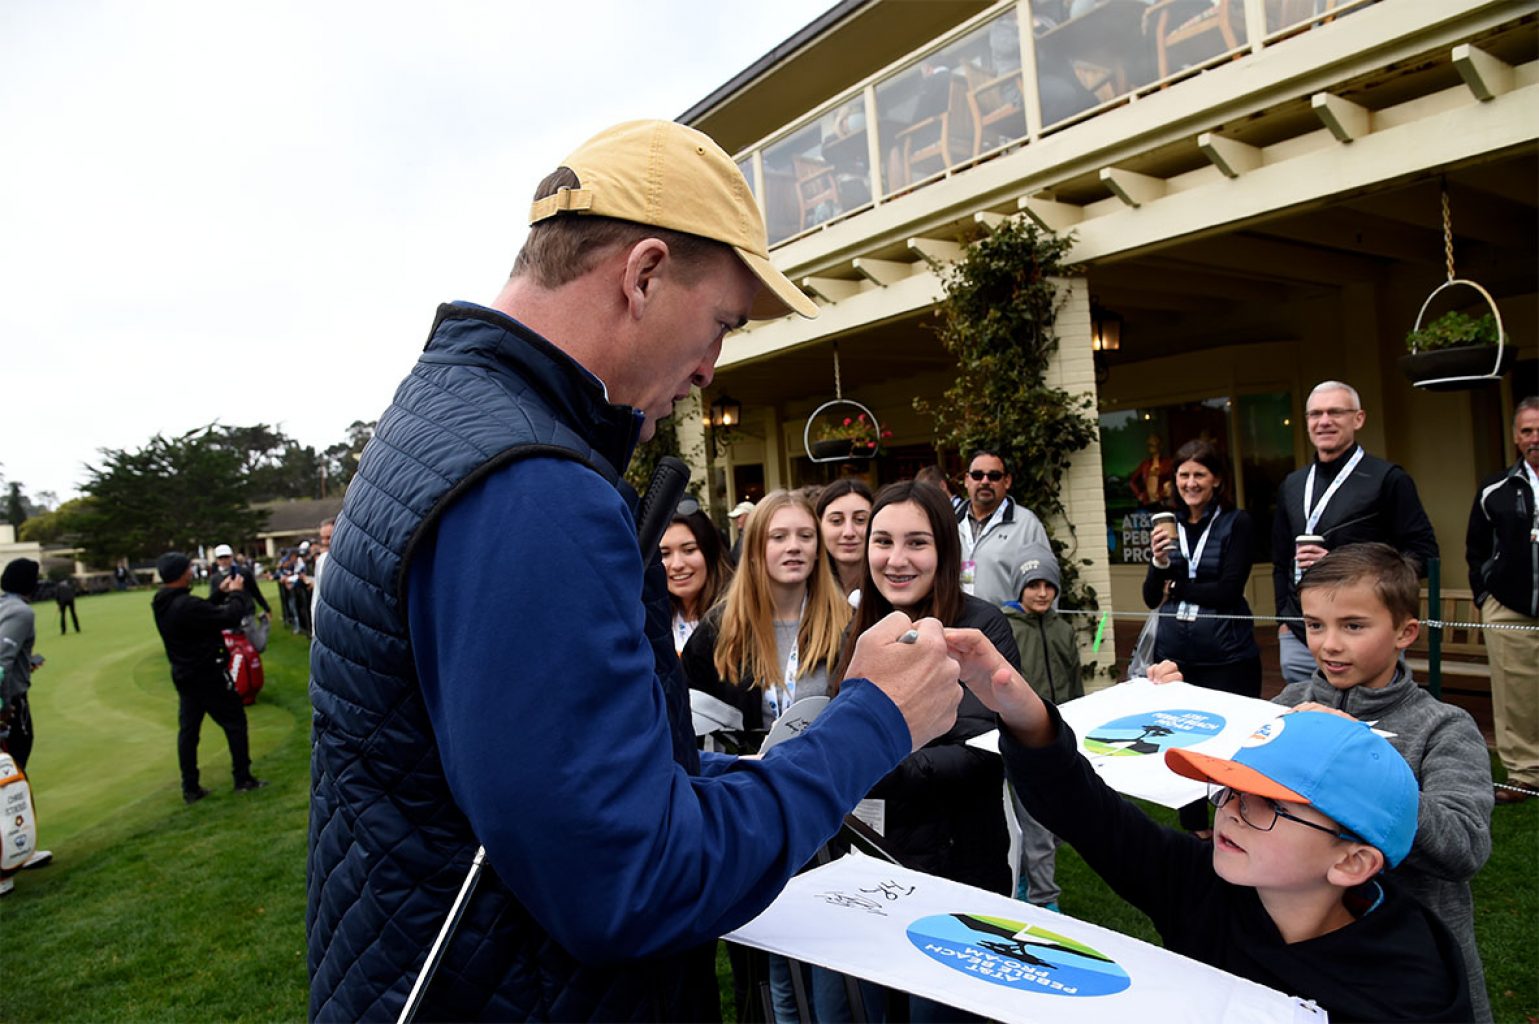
[917,218,1106,675]
[625,414,707,507]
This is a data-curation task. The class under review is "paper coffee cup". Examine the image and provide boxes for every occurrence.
[1293,534,1325,583]
[1150,512,1178,568]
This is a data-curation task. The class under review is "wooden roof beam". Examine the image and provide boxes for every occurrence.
[799,276,866,304]
[851,257,914,287]
[907,237,964,264]
[1020,195,1085,231]
[1453,44,1514,102]
[1311,92,1372,143]
[1099,167,1166,209]
[1198,132,1262,179]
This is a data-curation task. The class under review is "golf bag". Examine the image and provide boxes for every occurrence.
[0,750,38,872]
[223,629,265,705]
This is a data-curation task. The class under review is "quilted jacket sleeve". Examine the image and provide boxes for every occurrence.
[408,457,912,964]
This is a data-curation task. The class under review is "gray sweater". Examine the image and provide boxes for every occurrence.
[1275,665,1494,1022]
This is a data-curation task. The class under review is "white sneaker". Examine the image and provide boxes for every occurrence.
[0,876,13,897]
[22,849,52,869]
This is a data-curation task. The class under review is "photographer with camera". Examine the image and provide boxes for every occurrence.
[209,544,271,618]
[153,552,268,804]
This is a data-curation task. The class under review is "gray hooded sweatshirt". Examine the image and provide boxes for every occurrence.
[1275,665,1494,1022]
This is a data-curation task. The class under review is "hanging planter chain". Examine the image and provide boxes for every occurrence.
[804,343,883,463]
[1402,183,1508,389]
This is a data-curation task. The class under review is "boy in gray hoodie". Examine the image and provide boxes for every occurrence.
[1001,543,1082,909]
[1276,542,1493,1021]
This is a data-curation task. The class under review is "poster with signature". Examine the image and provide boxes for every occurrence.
[725,852,1320,1023]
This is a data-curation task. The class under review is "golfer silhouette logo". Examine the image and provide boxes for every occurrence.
[1083,709,1226,757]
[906,913,1131,996]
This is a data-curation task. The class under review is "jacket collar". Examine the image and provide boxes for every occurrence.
[424,302,642,475]
[956,495,1016,526]
[1304,660,1416,717]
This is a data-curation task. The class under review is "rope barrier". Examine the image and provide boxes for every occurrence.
[1049,606,1539,633]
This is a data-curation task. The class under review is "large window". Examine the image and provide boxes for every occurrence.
[761,97,873,246]
[874,10,1026,196]
[1099,391,1293,564]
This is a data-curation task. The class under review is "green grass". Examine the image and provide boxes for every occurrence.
[3,585,310,1021]
[2,588,1534,1021]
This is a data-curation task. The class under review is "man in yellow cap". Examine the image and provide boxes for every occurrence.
[307,120,964,1021]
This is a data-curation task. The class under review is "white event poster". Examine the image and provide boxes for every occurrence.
[1055,680,1286,808]
[726,852,1323,1024]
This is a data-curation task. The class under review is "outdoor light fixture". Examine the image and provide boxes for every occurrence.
[709,395,742,430]
[707,394,743,459]
[1090,303,1123,352]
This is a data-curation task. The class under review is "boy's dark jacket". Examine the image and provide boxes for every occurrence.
[1002,703,1472,1023]
[1003,604,1083,705]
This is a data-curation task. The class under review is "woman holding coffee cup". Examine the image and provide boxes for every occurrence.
[1141,440,1262,836]
[1140,439,1262,699]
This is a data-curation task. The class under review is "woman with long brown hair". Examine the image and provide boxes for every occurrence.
[836,481,1017,890]
[815,478,874,598]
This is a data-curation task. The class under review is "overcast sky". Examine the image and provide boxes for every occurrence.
[1,0,834,505]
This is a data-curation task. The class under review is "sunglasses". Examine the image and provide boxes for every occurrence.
[676,498,701,516]
[968,470,1005,482]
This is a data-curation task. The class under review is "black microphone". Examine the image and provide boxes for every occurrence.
[635,456,690,557]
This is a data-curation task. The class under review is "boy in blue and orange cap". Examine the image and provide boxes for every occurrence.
[946,622,1472,1022]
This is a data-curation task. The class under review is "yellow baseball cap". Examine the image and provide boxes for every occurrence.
[529,120,818,321]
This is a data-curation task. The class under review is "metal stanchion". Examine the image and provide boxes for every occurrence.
[1427,556,1442,699]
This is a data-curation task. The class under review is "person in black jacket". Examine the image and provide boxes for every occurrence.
[834,481,1018,1022]
[208,544,271,619]
[1144,440,1262,836]
[1466,397,1539,805]
[55,579,80,635]
[950,626,1473,1024]
[151,551,266,804]
[836,480,1017,894]
[1272,381,1437,682]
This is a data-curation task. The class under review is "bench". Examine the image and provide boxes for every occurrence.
[1405,586,1491,695]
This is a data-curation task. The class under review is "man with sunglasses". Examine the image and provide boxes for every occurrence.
[944,618,1473,1023]
[956,450,1048,606]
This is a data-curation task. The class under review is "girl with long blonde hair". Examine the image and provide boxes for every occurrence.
[680,490,849,732]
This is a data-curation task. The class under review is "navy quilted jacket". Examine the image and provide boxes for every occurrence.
[307,303,910,1021]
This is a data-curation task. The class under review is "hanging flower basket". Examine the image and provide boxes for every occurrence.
[810,438,880,461]
[803,400,889,463]
[1401,279,1510,392]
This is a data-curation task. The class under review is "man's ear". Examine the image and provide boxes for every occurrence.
[1395,616,1420,652]
[621,238,670,320]
[1326,842,1384,888]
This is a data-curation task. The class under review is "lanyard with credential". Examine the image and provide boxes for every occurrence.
[1176,509,1220,621]
[1524,461,1539,543]
[1303,446,1365,535]
[764,596,808,722]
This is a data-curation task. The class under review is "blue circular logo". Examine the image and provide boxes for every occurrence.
[1083,709,1226,757]
[906,913,1131,997]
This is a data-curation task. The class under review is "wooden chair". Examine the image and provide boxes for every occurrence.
[962,63,1026,157]
[791,155,839,231]
[893,75,972,187]
[1144,0,1243,81]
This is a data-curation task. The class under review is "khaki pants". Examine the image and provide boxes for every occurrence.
[1483,596,1539,787]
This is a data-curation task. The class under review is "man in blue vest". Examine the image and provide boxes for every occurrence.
[1271,380,1438,682]
[306,120,964,1021]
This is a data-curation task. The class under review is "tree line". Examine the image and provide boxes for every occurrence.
[6,421,374,566]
